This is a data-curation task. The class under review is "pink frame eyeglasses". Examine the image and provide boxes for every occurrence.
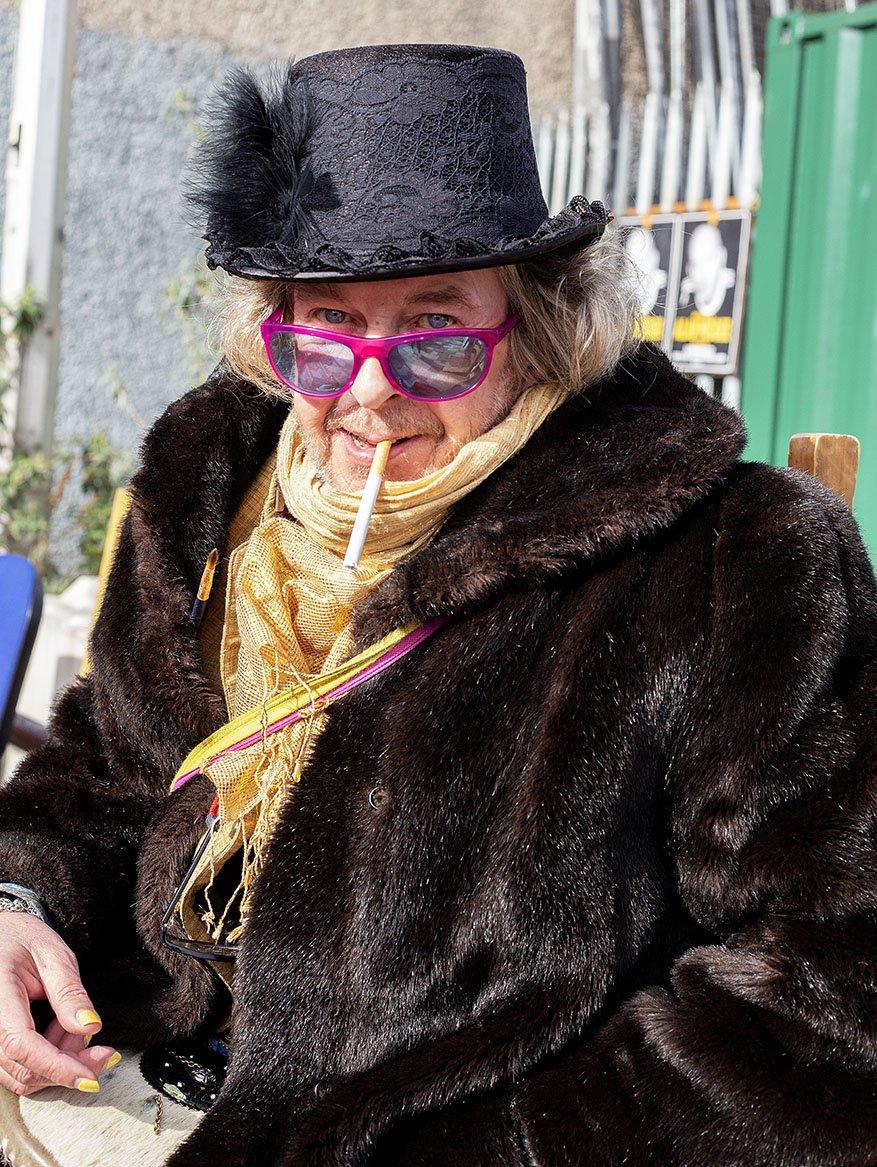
[259,309,520,402]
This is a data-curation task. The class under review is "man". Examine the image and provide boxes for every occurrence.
[0,44,875,1167]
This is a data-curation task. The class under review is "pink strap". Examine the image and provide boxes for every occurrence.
[173,616,447,796]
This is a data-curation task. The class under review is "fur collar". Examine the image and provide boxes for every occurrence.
[353,343,747,642]
[110,341,746,764]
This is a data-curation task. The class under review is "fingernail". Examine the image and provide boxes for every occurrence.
[75,1078,101,1093]
[104,1051,122,1070]
[83,1034,92,1047]
[76,1009,102,1029]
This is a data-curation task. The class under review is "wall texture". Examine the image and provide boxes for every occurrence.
[46,27,249,568]
[0,8,16,247]
[71,0,574,108]
[0,0,574,106]
[55,27,239,451]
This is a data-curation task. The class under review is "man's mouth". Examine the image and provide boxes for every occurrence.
[339,428,423,455]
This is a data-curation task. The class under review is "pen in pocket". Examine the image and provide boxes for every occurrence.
[189,548,219,629]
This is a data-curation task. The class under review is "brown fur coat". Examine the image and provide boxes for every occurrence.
[1,341,875,1166]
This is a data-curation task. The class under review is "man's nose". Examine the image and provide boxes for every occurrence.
[346,356,399,411]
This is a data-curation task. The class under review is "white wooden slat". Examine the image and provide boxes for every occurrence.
[660,89,684,210]
[588,102,612,203]
[685,82,710,209]
[735,0,755,81]
[612,98,633,212]
[712,81,737,207]
[568,103,588,201]
[737,69,763,206]
[535,112,556,202]
[635,91,662,213]
[549,106,571,214]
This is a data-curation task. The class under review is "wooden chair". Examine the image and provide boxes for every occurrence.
[787,433,859,509]
[3,435,861,756]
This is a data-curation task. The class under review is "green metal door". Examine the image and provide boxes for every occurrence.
[742,4,877,558]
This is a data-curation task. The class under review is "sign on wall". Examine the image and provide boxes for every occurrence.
[620,209,751,377]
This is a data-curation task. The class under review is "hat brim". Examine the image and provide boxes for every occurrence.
[204,197,609,283]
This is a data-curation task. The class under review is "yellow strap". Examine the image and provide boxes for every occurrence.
[169,621,418,791]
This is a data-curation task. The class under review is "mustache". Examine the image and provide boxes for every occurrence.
[324,404,445,440]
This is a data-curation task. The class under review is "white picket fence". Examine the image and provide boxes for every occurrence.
[533,77,762,216]
[533,0,764,215]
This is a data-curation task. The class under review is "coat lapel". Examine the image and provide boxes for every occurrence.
[102,342,747,769]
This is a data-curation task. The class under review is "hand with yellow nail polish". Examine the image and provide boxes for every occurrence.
[0,912,114,1096]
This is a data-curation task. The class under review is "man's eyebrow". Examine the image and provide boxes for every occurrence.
[295,281,345,301]
[293,282,479,311]
[401,284,479,311]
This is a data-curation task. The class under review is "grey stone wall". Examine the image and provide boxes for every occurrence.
[55,27,239,451]
[74,0,575,110]
[0,8,16,258]
[47,27,253,569]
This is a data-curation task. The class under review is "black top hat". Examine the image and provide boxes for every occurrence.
[184,43,608,283]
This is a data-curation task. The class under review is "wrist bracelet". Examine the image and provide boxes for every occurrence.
[0,882,53,926]
[0,894,41,916]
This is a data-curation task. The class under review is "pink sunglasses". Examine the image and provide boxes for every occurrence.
[260,309,520,402]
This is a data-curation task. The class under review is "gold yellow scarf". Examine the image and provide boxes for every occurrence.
[181,378,567,961]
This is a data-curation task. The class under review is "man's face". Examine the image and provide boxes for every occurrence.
[286,267,521,491]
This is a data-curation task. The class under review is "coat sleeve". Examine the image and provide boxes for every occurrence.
[279,469,877,1167]
[0,503,224,1044]
[0,516,165,957]
[511,469,877,1166]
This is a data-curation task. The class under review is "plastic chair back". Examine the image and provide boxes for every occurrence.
[0,554,43,755]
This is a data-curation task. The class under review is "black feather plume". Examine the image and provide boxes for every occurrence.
[181,60,332,254]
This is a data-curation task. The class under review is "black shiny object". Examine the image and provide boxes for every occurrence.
[139,1038,229,1113]
[160,814,239,963]
[184,44,607,282]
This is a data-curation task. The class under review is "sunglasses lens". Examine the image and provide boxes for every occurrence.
[388,335,488,399]
[268,332,354,395]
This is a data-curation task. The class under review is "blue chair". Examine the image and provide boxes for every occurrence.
[0,554,43,756]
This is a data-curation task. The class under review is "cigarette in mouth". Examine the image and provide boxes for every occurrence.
[343,439,393,569]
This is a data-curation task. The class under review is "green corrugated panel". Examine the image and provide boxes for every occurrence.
[742,4,877,558]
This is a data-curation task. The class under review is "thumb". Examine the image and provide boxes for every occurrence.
[33,947,102,1038]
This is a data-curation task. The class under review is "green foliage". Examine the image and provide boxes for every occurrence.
[76,430,131,576]
[167,87,203,142]
[0,285,46,400]
[9,284,45,343]
[162,257,215,385]
[0,287,56,577]
[0,85,217,585]
[0,426,129,589]
[0,286,130,589]
[0,446,71,580]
